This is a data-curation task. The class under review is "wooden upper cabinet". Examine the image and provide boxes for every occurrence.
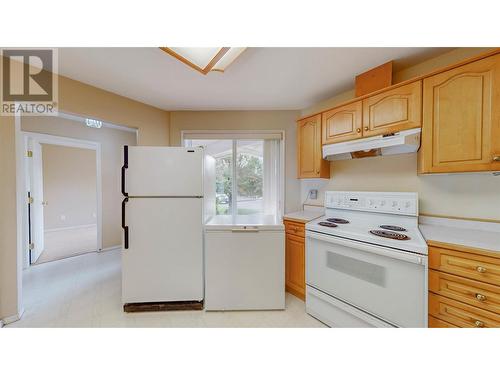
[362,81,422,137]
[322,101,362,145]
[419,54,500,173]
[297,114,330,179]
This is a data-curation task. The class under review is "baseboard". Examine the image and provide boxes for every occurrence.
[0,308,25,327]
[100,245,121,252]
[44,224,97,233]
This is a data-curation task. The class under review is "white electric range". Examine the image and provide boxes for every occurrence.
[305,191,428,328]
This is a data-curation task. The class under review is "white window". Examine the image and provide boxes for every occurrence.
[183,131,283,218]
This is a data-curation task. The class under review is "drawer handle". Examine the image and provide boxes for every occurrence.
[356,128,361,133]
[475,293,487,302]
[474,320,484,328]
[476,266,487,273]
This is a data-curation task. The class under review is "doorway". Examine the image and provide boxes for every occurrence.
[24,133,102,265]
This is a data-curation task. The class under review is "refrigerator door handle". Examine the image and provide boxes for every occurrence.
[121,145,128,197]
[122,197,129,249]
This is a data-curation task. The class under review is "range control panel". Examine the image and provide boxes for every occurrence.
[325,191,418,216]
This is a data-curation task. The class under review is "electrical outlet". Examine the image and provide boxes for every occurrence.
[60,214,66,221]
[310,189,318,200]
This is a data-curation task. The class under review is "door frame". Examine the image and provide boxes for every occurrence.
[13,110,138,325]
[21,131,103,267]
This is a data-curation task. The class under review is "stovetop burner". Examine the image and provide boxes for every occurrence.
[370,230,410,240]
[326,218,350,224]
[318,221,338,228]
[379,225,406,232]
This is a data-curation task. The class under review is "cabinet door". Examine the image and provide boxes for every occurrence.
[322,101,363,145]
[420,54,500,173]
[297,114,329,178]
[362,80,422,137]
[285,233,305,300]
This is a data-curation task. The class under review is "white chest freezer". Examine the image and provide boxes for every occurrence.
[204,215,285,311]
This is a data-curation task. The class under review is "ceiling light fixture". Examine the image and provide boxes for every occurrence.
[159,47,246,75]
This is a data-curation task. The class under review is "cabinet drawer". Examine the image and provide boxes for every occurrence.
[284,220,305,237]
[429,246,500,286]
[429,293,500,328]
[429,270,500,315]
[428,315,458,328]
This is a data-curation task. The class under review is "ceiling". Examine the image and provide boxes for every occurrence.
[57,47,453,111]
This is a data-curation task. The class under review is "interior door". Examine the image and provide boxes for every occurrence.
[28,140,45,263]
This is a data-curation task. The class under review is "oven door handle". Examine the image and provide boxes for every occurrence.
[306,231,426,265]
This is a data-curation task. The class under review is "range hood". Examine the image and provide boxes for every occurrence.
[322,128,421,161]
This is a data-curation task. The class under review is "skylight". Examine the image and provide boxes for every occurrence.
[160,47,246,74]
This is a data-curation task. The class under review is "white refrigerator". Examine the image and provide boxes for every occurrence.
[121,146,215,306]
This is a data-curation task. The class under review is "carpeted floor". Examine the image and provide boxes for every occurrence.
[35,225,98,264]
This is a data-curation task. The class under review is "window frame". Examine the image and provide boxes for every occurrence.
[181,130,285,218]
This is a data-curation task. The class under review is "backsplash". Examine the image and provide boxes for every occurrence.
[300,153,500,221]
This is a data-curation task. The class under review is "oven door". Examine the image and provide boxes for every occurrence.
[306,231,427,327]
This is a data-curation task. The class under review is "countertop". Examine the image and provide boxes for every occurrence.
[283,207,324,223]
[419,216,500,254]
[205,214,284,230]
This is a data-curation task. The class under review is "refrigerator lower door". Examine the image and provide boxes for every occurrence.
[122,197,203,303]
[125,146,204,197]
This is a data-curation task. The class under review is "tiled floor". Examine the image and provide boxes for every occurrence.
[36,225,98,264]
[9,249,326,328]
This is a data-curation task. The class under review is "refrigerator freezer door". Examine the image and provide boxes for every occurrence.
[122,197,204,303]
[125,146,204,197]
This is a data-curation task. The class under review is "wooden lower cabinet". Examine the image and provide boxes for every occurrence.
[428,315,458,328]
[284,220,306,300]
[428,242,500,327]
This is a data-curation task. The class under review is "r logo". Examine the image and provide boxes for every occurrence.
[2,49,53,101]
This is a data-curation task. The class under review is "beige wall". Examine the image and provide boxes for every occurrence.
[170,110,301,213]
[58,75,170,146]
[300,47,500,221]
[0,59,171,320]
[23,116,137,248]
[0,115,19,319]
[42,144,97,230]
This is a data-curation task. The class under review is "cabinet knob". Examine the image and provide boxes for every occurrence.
[493,155,500,162]
[476,266,487,273]
[475,293,487,302]
[364,126,369,131]
[356,128,361,133]
[474,320,484,328]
